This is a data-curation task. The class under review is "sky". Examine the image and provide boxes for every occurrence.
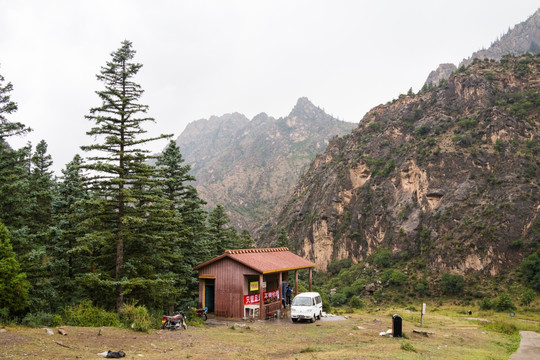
[1,1,539,174]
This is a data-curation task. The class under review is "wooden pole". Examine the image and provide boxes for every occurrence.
[309,267,313,292]
[295,270,299,295]
[259,273,264,320]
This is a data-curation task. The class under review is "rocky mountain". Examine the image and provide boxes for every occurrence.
[425,8,540,86]
[262,54,540,274]
[175,98,356,231]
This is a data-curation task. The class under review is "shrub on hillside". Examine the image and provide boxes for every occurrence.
[521,289,536,306]
[494,293,516,312]
[330,293,347,307]
[521,251,540,291]
[373,248,393,268]
[479,297,493,310]
[440,273,464,295]
[327,258,352,276]
[414,278,430,296]
[349,296,365,309]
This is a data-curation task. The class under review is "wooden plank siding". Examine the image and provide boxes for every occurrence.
[198,257,258,318]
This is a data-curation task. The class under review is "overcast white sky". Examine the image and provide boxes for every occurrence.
[1,1,538,173]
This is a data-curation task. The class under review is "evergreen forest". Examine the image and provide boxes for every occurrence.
[0,41,255,323]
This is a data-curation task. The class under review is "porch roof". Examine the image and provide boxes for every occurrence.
[193,247,316,274]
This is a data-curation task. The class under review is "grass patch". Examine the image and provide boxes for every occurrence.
[400,341,416,352]
[482,320,518,335]
[300,345,321,353]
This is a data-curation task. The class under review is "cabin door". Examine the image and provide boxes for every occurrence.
[204,279,215,313]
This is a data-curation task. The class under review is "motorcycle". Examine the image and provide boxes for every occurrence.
[197,306,208,321]
[161,311,187,330]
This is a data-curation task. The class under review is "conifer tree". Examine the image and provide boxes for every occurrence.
[155,140,210,306]
[237,229,256,249]
[0,67,30,140]
[29,140,54,230]
[0,68,31,230]
[208,204,236,256]
[80,40,171,310]
[0,221,30,313]
[0,143,31,230]
[49,154,88,307]
[21,140,56,312]
[274,228,290,249]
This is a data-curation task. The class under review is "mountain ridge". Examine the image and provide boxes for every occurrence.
[262,54,540,274]
[175,97,357,231]
[425,8,540,86]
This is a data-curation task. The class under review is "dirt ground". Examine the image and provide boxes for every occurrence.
[0,312,530,359]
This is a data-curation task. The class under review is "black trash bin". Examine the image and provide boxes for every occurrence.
[392,314,402,338]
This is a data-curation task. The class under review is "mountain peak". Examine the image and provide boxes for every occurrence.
[289,97,323,118]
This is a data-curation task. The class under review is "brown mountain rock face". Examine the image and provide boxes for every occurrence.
[176,98,356,231]
[265,55,540,275]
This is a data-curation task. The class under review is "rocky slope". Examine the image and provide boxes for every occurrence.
[263,54,540,274]
[175,98,356,231]
[425,8,540,86]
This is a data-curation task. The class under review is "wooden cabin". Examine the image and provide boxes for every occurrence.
[193,247,316,319]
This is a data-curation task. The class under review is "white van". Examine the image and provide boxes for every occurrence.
[291,292,323,323]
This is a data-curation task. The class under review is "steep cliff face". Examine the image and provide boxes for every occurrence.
[176,98,356,231]
[425,9,540,86]
[266,55,540,274]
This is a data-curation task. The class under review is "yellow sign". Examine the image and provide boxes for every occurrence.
[250,281,259,291]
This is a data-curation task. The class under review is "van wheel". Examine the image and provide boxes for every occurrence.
[292,318,298,323]
[310,315,315,323]
[317,311,322,320]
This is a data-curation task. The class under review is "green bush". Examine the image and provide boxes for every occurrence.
[349,296,365,309]
[321,293,331,312]
[21,312,62,328]
[389,271,408,286]
[401,341,416,352]
[63,300,120,327]
[0,308,9,325]
[330,293,347,307]
[457,118,478,130]
[327,258,352,275]
[440,273,464,295]
[351,278,367,294]
[521,289,536,306]
[479,297,493,310]
[373,248,393,268]
[120,303,151,332]
[494,293,516,312]
[414,278,429,296]
[521,251,540,291]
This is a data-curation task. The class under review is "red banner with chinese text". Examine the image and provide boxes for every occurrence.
[244,290,280,305]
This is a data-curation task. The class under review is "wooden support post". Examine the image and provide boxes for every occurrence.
[295,270,298,296]
[279,272,283,303]
[259,273,264,320]
[309,267,313,292]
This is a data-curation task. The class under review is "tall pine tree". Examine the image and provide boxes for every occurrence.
[0,221,30,314]
[48,154,88,308]
[80,40,171,310]
[155,140,210,306]
[0,67,30,140]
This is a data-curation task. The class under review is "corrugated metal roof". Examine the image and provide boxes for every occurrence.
[193,247,316,274]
